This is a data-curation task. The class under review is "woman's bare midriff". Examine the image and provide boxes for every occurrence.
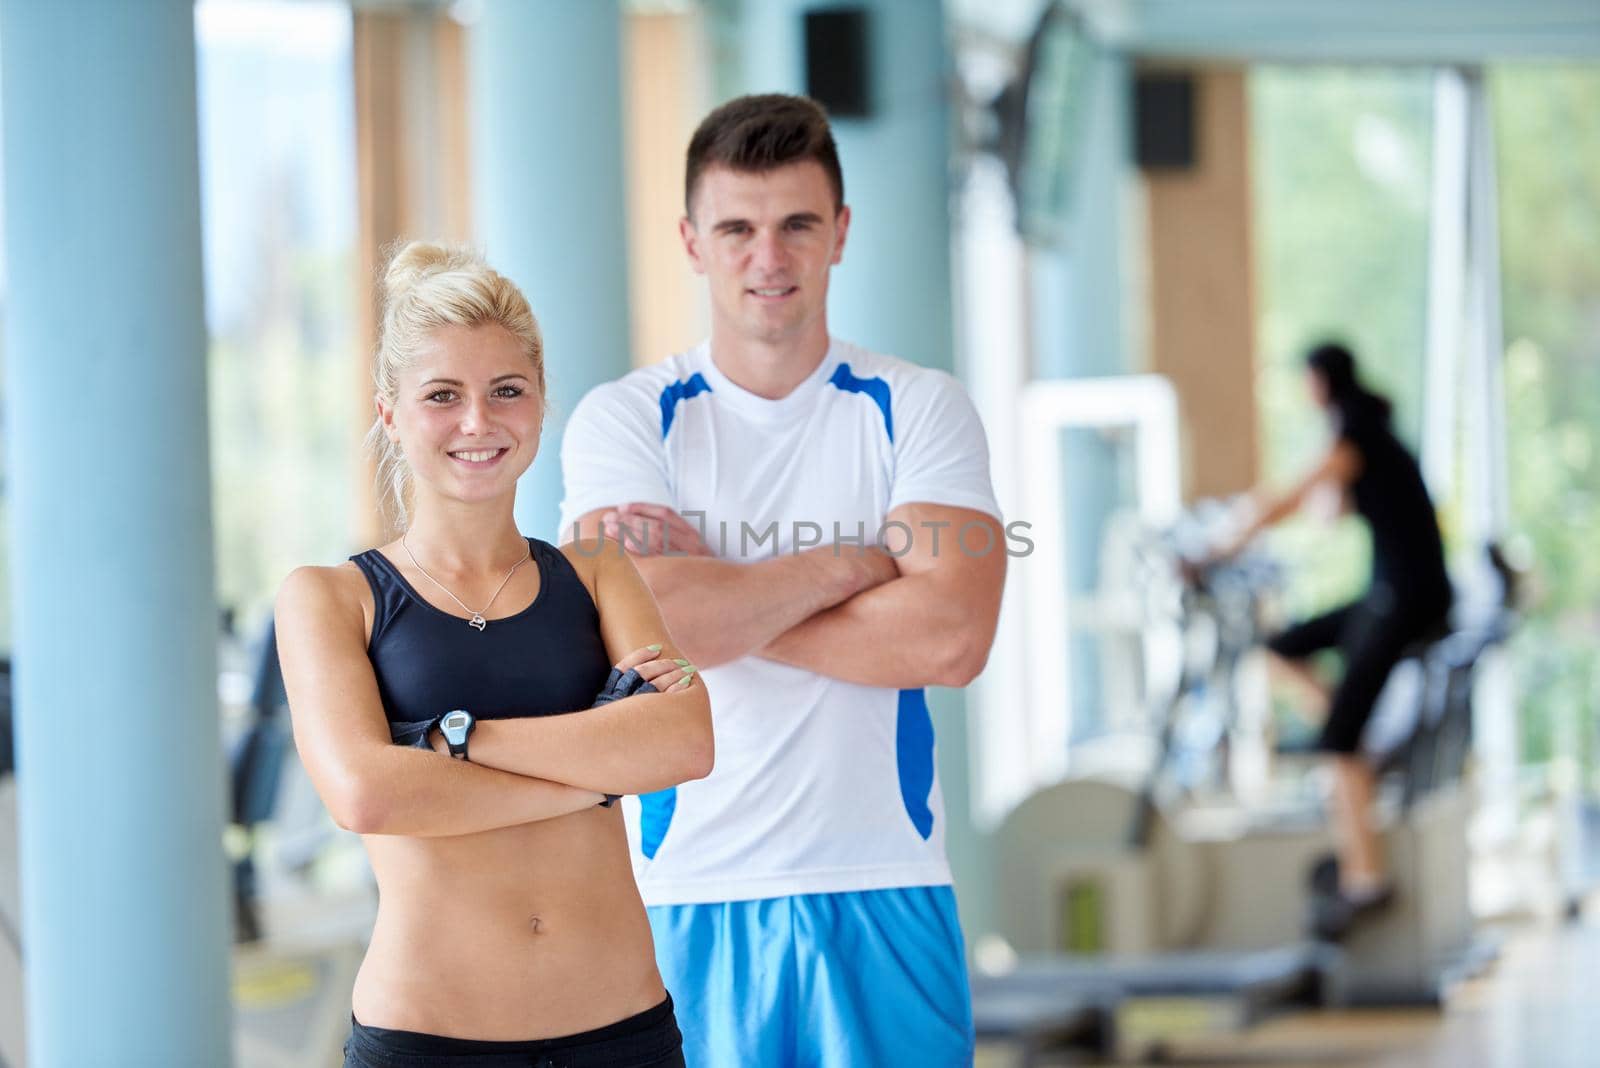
[351,802,665,1041]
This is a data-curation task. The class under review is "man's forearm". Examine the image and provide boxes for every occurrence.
[761,573,999,689]
[630,547,894,668]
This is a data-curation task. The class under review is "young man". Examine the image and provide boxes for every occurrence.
[559,94,1005,1067]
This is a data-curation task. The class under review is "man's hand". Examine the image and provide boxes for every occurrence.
[602,503,715,558]
[571,505,905,668]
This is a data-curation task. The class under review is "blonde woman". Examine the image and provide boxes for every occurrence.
[276,242,710,1067]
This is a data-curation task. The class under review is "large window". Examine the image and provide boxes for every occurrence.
[1249,67,1437,620]
[196,0,359,639]
[1492,64,1600,788]
[1253,62,1600,805]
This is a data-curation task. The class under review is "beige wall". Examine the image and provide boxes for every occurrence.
[352,9,472,543]
[1143,65,1260,502]
[624,12,710,366]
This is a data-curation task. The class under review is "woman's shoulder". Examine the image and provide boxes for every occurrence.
[276,561,373,625]
[552,534,632,602]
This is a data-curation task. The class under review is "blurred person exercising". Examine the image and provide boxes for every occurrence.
[559,95,1005,1066]
[1202,341,1452,939]
[275,242,712,1067]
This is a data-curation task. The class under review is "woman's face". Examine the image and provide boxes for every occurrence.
[377,322,544,510]
[1306,366,1332,410]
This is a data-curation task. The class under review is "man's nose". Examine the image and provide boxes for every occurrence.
[751,229,789,273]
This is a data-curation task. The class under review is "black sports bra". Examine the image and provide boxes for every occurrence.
[349,538,613,731]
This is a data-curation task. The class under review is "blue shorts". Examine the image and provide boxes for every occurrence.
[647,885,975,1068]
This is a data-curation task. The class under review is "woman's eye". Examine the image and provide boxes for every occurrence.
[424,390,457,404]
[494,385,524,399]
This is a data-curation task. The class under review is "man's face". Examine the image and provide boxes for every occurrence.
[680,161,850,348]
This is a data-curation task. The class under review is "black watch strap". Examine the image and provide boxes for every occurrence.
[439,710,475,761]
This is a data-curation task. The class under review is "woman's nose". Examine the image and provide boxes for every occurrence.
[459,396,493,433]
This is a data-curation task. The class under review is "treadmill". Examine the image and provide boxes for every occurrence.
[977,544,1341,1063]
[972,943,1337,1064]
[972,979,1116,1068]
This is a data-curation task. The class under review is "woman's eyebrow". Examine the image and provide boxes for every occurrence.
[418,373,530,388]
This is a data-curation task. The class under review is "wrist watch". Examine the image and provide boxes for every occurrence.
[439,710,475,760]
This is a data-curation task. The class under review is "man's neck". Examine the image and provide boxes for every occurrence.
[708,323,831,401]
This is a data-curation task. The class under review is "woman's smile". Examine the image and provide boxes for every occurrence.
[448,446,510,469]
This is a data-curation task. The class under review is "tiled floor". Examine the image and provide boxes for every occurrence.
[978,919,1600,1068]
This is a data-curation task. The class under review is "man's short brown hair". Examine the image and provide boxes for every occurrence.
[684,94,844,218]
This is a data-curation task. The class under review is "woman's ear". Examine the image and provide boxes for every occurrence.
[375,393,399,444]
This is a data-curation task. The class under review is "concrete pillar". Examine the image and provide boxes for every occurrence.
[469,0,634,541]
[735,0,992,935]
[0,1,232,1063]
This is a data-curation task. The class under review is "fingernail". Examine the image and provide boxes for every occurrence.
[648,644,662,652]
[674,677,693,689]
[673,658,690,667]
[681,665,697,676]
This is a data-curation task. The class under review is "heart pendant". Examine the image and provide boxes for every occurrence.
[469,614,487,631]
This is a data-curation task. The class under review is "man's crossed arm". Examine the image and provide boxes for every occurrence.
[567,501,1005,689]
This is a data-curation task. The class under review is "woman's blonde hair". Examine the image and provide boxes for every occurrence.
[368,240,545,524]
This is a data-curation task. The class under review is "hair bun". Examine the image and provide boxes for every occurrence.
[381,240,470,305]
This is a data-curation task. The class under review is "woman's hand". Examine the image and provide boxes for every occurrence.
[594,644,697,706]
[1179,555,1212,589]
[586,645,703,805]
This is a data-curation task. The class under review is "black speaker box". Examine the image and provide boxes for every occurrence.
[1135,72,1196,170]
[804,8,871,119]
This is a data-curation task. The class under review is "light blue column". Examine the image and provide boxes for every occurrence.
[737,1,990,935]
[740,0,956,371]
[470,0,633,541]
[0,2,232,1065]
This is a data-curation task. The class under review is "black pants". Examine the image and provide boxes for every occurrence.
[343,995,685,1068]
[1266,584,1450,754]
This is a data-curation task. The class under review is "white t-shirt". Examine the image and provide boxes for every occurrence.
[558,338,1001,905]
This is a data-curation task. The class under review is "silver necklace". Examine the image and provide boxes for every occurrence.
[401,533,532,632]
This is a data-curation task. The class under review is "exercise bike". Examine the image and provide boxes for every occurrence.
[978,512,1334,1062]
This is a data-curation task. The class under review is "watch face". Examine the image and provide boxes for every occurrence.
[443,712,468,732]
